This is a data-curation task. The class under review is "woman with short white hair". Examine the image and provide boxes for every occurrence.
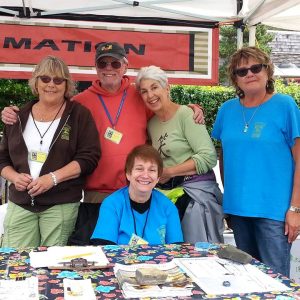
[136,65,224,244]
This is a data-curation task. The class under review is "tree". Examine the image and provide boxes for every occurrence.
[219,24,274,84]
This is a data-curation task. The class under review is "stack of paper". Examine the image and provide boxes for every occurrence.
[174,257,291,295]
[114,261,193,299]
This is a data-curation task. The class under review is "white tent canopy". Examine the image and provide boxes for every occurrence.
[1,0,300,31]
[241,0,300,31]
[0,1,239,25]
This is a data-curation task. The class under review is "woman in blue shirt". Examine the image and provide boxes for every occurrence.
[212,47,300,277]
[91,144,183,245]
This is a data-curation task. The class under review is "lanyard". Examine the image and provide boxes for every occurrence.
[130,201,151,239]
[31,100,65,148]
[97,90,127,129]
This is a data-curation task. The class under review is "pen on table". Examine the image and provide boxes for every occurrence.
[62,252,95,260]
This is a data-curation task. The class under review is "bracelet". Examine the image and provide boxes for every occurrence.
[49,172,57,186]
[289,205,300,213]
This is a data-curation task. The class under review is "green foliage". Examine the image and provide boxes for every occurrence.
[0,79,35,131]
[275,80,300,105]
[1,79,300,137]
[171,85,235,134]
[219,24,274,84]
[0,79,34,107]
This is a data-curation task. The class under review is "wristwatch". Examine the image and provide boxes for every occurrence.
[289,205,300,213]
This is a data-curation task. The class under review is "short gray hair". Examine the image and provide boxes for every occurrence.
[135,65,168,90]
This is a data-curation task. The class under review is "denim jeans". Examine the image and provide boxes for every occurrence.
[230,215,291,277]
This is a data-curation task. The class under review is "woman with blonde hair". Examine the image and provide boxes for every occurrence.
[0,55,100,247]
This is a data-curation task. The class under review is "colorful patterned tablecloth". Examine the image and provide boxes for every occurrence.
[0,243,300,299]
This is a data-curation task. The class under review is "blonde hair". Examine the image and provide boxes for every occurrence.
[29,55,75,99]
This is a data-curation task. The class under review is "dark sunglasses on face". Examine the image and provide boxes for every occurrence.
[234,63,267,77]
[39,75,66,85]
[97,60,122,69]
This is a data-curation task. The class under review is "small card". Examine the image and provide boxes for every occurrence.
[129,233,148,246]
[104,127,123,144]
[29,150,47,163]
[64,278,96,300]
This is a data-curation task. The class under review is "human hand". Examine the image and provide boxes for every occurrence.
[188,103,205,124]
[13,173,32,191]
[1,105,19,125]
[285,210,300,243]
[159,168,172,184]
[27,174,54,197]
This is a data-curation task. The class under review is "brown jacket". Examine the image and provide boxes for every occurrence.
[0,100,100,212]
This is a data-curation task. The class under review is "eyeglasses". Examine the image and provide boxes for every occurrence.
[39,76,66,85]
[234,64,267,77]
[96,60,122,69]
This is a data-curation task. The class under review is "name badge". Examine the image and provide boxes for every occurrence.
[129,233,148,246]
[104,127,123,144]
[29,150,48,163]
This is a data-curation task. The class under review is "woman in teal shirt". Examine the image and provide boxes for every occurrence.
[91,144,183,245]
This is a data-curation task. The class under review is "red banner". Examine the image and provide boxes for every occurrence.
[0,23,219,85]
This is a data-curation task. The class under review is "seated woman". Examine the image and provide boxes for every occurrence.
[135,65,224,244]
[90,144,183,245]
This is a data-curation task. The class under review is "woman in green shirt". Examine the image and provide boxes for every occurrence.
[135,65,224,243]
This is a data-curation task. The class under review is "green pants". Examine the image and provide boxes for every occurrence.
[2,201,79,247]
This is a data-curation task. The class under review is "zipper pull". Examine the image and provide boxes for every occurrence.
[31,197,35,206]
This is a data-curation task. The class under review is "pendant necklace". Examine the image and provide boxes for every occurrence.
[31,100,65,146]
[241,97,264,133]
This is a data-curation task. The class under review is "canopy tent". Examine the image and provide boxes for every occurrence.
[241,0,300,32]
[1,0,300,30]
[0,1,239,26]
[238,0,300,47]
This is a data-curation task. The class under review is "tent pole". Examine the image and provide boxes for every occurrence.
[22,0,27,16]
[249,26,256,46]
[237,28,243,49]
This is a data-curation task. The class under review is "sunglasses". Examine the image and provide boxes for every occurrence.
[97,60,122,69]
[39,76,66,85]
[234,64,267,77]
